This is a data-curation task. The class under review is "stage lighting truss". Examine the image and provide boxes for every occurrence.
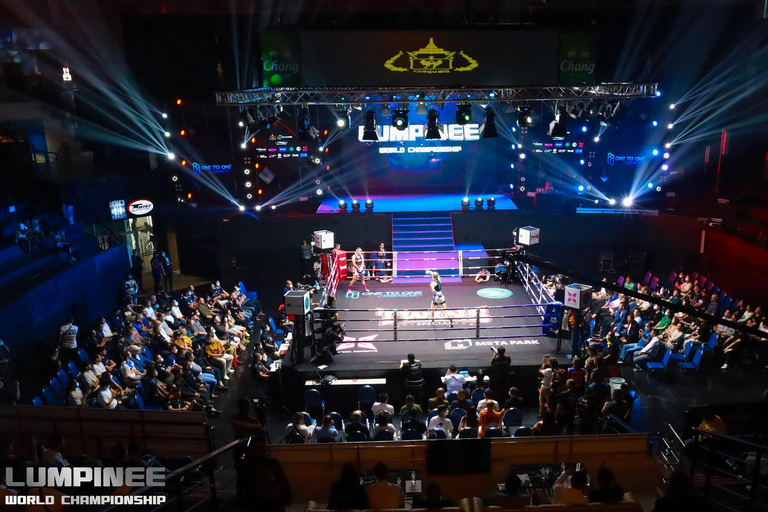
[216,84,658,107]
[335,105,350,130]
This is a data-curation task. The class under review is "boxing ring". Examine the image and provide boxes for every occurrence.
[310,249,563,370]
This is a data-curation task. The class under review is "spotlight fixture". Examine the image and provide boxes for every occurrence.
[481,107,498,139]
[244,169,251,175]
[164,131,171,138]
[392,109,409,131]
[608,198,616,206]
[245,181,252,188]
[647,182,654,189]
[622,197,633,207]
[270,205,276,210]
[510,163,515,169]
[351,199,361,212]
[519,153,526,160]
[380,104,392,117]
[578,185,585,192]
[335,106,350,130]
[594,136,600,143]
[661,164,669,171]
[456,103,472,125]
[238,205,245,211]
[656,186,662,192]
[652,121,658,127]
[665,143,672,149]
[487,197,496,210]
[425,109,442,140]
[581,126,588,132]
[339,200,348,212]
[172,175,178,182]
[255,205,262,211]
[461,197,470,211]
[517,106,533,127]
[241,143,247,149]
[246,193,253,199]
[669,104,675,110]
[162,113,168,119]
[365,199,374,212]
[167,153,175,160]
[298,106,319,140]
[663,152,670,159]
[550,105,568,137]
[667,123,674,130]
[474,197,484,210]
[416,101,428,115]
[656,90,662,97]
[316,189,323,195]
[652,149,659,156]
[362,110,378,141]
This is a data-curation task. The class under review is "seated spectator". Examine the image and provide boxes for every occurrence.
[366,463,404,509]
[327,463,369,510]
[399,394,423,420]
[97,375,134,409]
[589,466,625,503]
[427,387,449,410]
[501,387,524,414]
[443,364,466,395]
[478,400,501,437]
[428,405,454,438]
[553,468,589,505]
[484,467,528,508]
[374,413,397,439]
[345,411,370,438]
[120,350,144,387]
[313,415,339,442]
[284,413,310,443]
[205,334,234,380]
[65,379,90,407]
[40,433,69,468]
[450,389,473,413]
[457,407,480,434]
[413,482,455,509]
[652,470,711,512]
[633,336,663,370]
[477,389,495,412]
[372,392,395,417]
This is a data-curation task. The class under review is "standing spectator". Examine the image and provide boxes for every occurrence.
[160,251,173,292]
[236,434,292,512]
[327,463,369,510]
[491,346,512,394]
[59,317,79,363]
[366,463,404,509]
[300,239,313,278]
[150,252,163,294]
[443,364,466,395]
[400,353,424,399]
[538,355,554,417]
[652,471,711,512]
[375,242,390,282]
[131,249,144,292]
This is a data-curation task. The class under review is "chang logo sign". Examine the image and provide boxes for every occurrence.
[128,199,153,216]
[385,38,478,74]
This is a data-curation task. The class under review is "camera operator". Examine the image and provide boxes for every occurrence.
[313,321,345,365]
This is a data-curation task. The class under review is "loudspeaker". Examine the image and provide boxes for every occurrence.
[285,290,311,315]
[563,284,592,310]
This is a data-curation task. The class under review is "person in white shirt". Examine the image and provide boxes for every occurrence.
[59,318,78,362]
[633,336,662,369]
[91,353,107,377]
[97,376,122,409]
[171,300,185,322]
[285,413,311,443]
[538,356,554,417]
[443,364,466,395]
[371,392,395,417]
[477,389,495,412]
[553,468,589,505]
[120,351,143,386]
[427,405,454,437]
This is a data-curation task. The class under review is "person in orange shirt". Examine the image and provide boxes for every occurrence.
[479,400,501,437]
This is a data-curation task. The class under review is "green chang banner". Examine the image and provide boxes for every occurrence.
[559,33,598,85]
[261,31,302,87]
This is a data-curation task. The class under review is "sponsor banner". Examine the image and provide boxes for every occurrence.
[558,32,598,85]
[345,290,423,300]
[261,30,302,87]
[445,339,541,351]
[127,199,154,216]
[375,307,491,326]
[606,152,646,165]
[290,30,559,86]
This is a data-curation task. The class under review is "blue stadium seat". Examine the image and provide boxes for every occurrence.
[432,429,447,439]
[301,411,315,427]
[33,396,45,407]
[669,343,693,363]
[67,360,80,378]
[49,377,65,399]
[702,333,718,353]
[484,427,504,438]
[56,369,69,388]
[42,386,57,405]
[457,428,478,438]
[238,281,258,301]
[78,348,91,363]
[345,431,367,442]
[449,408,467,430]
[471,388,485,405]
[268,316,284,336]
[446,392,458,404]
[401,429,422,440]
[374,430,395,441]
[502,408,523,429]
[677,349,703,370]
[427,408,440,422]
[646,349,672,371]
[513,427,533,437]
[304,389,325,421]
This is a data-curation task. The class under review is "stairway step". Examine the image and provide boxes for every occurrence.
[394,237,454,242]
[392,230,454,235]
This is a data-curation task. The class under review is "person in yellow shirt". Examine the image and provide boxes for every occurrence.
[205,335,234,380]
